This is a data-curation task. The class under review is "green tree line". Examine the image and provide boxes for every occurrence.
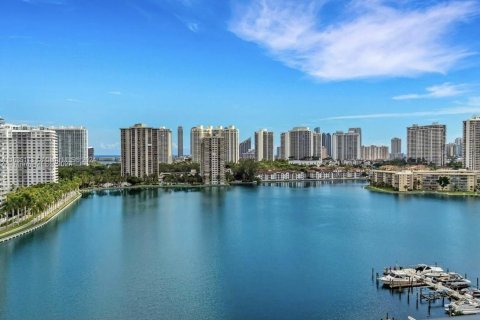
[1,179,80,228]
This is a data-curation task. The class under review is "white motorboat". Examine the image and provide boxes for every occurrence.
[379,271,421,287]
[413,264,444,277]
[445,300,480,315]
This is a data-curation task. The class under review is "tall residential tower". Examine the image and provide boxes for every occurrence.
[407,123,446,167]
[463,116,480,170]
[254,129,274,161]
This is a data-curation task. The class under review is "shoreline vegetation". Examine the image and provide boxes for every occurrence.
[0,192,81,242]
[365,185,480,197]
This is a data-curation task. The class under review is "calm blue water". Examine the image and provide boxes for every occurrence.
[1,182,480,320]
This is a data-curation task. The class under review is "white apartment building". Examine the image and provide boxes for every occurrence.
[361,145,389,161]
[255,129,274,161]
[331,129,361,161]
[54,126,88,166]
[464,116,480,170]
[0,119,58,202]
[289,127,314,160]
[191,125,239,164]
[280,132,290,160]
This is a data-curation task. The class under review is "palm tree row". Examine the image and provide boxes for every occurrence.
[0,178,81,228]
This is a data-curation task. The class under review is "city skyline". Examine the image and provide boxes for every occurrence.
[1,0,480,154]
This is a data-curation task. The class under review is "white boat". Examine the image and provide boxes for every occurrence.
[413,264,444,277]
[445,300,480,315]
[436,272,471,289]
[379,271,422,287]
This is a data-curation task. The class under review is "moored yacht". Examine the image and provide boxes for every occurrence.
[445,300,480,315]
[379,270,422,287]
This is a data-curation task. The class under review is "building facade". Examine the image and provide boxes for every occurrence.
[120,124,172,178]
[313,132,322,160]
[371,169,480,193]
[88,147,94,162]
[158,127,173,164]
[221,126,239,163]
[391,137,402,160]
[361,145,389,161]
[331,129,361,161]
[190,125,213,163]
[54,127,88,166]
[254,129,274,161]
[464,116,480,170]
[289,127,313,160]
[177,126,183,157]
[191,125,239,163]
[322,133,332,158]
[0,119,58,202]
[280,132,290,160]
[200,134,226,185]
[239,138,251,156]
[407,123,446,166]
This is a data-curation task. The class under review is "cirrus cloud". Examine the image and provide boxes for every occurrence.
[393,82,471,100]
[229,0,478,81]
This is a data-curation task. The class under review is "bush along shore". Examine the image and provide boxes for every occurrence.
[0,179,81,239]
[365,185,480,197]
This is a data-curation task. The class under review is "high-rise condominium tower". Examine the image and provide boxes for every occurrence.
[280,132,290,160]
[407,123,446,166]
[221,126,239,163]
[120,124,172,178]
[177,126,183,157]
[313,131,322,159]
[239,137,251,158]
[191,125,239,163]
[254,129,274,161]
[361,145,389,161]
[391,137,402,160]
[331,129,361,161]
[200,134,226,185]
[0,119,58,202]
[322,133,332,158]
[463,116,480,170]
[190,125,212,163]
[289,127,314,160]
[54,127,88,166]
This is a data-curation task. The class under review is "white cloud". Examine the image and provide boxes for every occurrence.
[187,22,199,33]
[108,91,122,95]
[393,82,470,100]
[229,0,477,81]
[66,98,79,102]
[321,97,480,120]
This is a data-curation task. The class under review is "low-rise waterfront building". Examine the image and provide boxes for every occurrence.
[371,169,480,192]
[256,168,364,182]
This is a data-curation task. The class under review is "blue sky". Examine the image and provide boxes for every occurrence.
[1,0,480,155]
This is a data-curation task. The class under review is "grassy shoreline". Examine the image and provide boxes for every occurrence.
[365,185,480,197]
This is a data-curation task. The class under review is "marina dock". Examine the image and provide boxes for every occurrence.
[377,264,480,317]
